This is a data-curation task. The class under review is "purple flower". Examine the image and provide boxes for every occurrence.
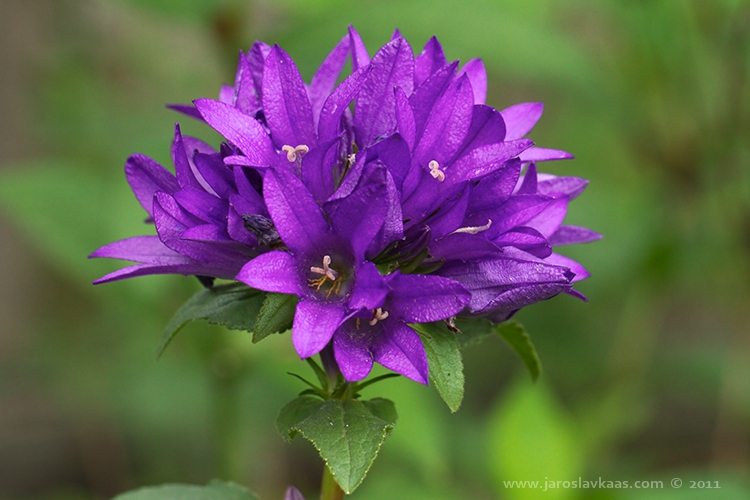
[91,26,598,383]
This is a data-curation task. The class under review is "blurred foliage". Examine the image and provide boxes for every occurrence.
[0,0,749,499]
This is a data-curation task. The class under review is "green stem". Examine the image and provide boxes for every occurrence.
[320,464,345,500]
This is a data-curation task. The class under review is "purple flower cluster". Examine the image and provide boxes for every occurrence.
[92,27,599,384]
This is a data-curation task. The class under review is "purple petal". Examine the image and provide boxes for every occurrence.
[544,252,590,282]
[226,205,257,246]
[155,191,203,228]
[309,34,350,127]
[171,124,203,190]
[409,62,457,139]
[284,486,306,500]
[519,147,574,162]
[394,87,416,150]
[173,188,225,225]
[219,84,234,104]
[90,235,184,264]
[429,233,501,261]
[367,170,405,258]
[449,139,533,183]
[465,159,521,216]
[124,154,179,217]
[232,50,261,115]
[262,45,317,149]
[334,323,375,381]
[300,138,341,203]
[536,174,588,199]
[293,299,345,358]
[458,58,487,104]
[364,133,412,191]
[388,273,470,323]
[423,184,469,238]
[93,261,229,284]
[193,99,277,166]
[231,169,265,213]
[516,163,538,195]
[264,167,330,255]
[372,322,428,385]
[348,26,370,70]
[449,105,507,164]
[548,225,603,246]
[354,36,414,147]
[329,164,388,259]
[501,102,544,140]
[412,73,475,168]
[194,152,235,199]
[165,104,205,121]
[475,194,552,239]
[153,194,247,273]
[348,261,388,312]
[181,224,234,244]
[414,36,446,87]
[247,41,272,98]
[494,226,551,258]
[439,255,571,313]
[236,250,302,294]
[317,66,372,143]
[524,197,568,239]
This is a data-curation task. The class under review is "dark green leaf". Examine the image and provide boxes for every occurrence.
[276,395,324,442]
[413,322,465,412]
[496,321,542,382]
[454,317,496,348]
[112,480,259,500]
[361,397,398,424]
[253,292,298,343]
[157,283,264,358]
[276,396,397,494]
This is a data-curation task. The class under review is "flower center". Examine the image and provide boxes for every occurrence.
[369,307,389,326]
[281,144,309,163]
[428,160,445,182]
[308,255,343,298]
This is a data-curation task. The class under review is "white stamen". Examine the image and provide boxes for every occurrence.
[369,308,390,326]
[310,255,338,281]
[347,153,357,164]
[282,144,309,162]
[428,160,445,182]
[452,219,493,235]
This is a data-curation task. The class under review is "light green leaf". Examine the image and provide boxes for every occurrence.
[413,322,464,412]
[112,480,259,500]
[157,283,264,357]
[496,322,542,382]
[253,292,298,343]
[276,396,397,494]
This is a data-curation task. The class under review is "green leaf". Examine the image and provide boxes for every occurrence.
[496,321,542,382]
[112,480,259,500]
[413,322,465,412]
[276,396,397,494]
[253,292,298,343]
[454,317,496,348]
[157,283,264,358]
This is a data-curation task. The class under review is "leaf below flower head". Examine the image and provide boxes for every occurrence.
[276,396,397,494]
[157,283,265,358]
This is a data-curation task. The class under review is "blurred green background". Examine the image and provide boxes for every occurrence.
[1,0,749,498]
